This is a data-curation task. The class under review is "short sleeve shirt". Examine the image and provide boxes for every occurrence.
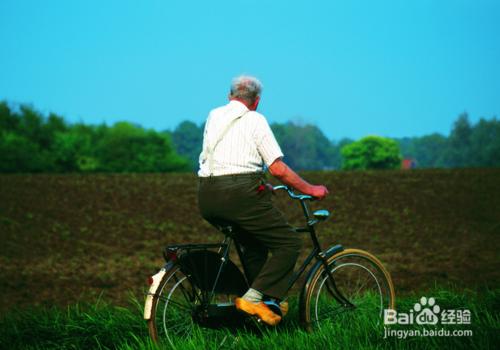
[198,100,284,177]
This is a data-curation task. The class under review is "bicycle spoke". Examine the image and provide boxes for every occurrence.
[317,304,352,319]
[158,294,193,312]
[164,316,192,328]
[164,320,193,333]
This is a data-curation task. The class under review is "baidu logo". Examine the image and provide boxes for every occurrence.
[383,296,473,338]
[414,296,440,325]
[384,296,471,326]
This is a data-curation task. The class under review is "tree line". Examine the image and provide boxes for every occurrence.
[396,113,500,168]
[0,102,190,173]
[172,112,500,171]
[1,100,499,173]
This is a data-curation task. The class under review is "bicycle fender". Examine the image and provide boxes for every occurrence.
[299,244,344,319]
[144,262,173,320]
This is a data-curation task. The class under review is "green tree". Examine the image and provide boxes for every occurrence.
[171,121,203,170]
[341,135,402,170]
[0,101,19,132]
[52,124,99,172]
[95,122,190,172]
[397,133,448,168]
[0,131,43,172]
[271,122,336,170]
[0,103,54,172]
[413,133,448,167]
[469,117,500,167]
[330,138,353,169]
[442,112,472,167]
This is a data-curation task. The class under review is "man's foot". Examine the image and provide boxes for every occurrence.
[234,297,282,326]
[263,300,289,317]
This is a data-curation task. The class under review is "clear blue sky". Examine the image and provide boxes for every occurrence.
[1,0,499,140]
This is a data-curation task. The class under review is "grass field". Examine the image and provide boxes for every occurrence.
[0,288,498,349]
[1,169,499,348]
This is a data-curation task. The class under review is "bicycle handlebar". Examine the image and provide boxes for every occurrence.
[272,185,315,201]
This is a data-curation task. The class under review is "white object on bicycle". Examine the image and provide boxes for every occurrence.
[144,267,167,320]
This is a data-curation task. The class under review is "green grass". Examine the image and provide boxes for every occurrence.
[0,288,498,350]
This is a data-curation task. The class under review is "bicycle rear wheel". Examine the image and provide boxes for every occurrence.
[301,248,395,331]
[147,267,192,343]
[148,266,245,349]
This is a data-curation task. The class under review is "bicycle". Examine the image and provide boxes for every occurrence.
[143,185,395,348]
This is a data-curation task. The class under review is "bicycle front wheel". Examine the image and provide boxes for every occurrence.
[301,248,395,331]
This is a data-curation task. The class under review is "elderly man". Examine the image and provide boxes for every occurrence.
[198,75,328,326]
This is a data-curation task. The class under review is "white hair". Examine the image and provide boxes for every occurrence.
[229,75,263,103]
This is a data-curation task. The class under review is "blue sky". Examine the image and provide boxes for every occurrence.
[1,0,499,140]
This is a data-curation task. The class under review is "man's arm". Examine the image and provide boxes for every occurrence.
[268,158,329,200]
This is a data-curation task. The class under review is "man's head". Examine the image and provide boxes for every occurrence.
[229,75,262,111]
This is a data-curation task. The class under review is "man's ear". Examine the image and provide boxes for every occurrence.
[251,96,261,110]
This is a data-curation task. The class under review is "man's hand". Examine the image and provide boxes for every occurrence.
[308,185,329,200]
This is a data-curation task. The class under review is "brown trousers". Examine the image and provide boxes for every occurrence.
[198,173,302,299]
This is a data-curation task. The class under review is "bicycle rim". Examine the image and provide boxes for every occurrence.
[305,249,395,330]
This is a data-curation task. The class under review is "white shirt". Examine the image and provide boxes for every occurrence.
[198,100,284,177]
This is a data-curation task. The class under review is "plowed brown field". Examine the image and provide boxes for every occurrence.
[1,169,499,312]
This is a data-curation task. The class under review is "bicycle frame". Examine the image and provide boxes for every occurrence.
[170,186,353,309]
[277,192,354,308]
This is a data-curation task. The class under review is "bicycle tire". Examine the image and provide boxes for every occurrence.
[147,265,245,349]
[147,266,192,345]
[301,248,395,331]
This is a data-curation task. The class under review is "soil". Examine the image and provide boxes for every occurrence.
[1,169,499,312]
